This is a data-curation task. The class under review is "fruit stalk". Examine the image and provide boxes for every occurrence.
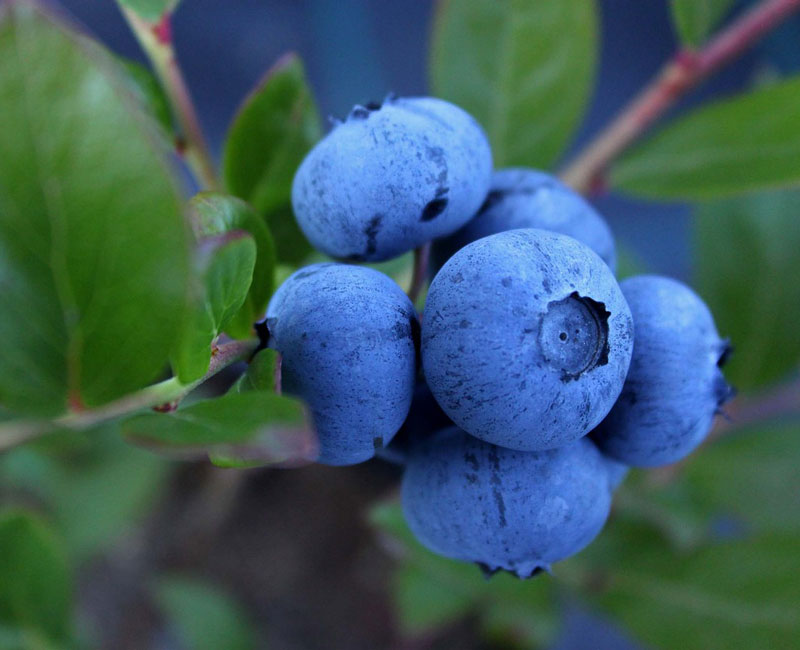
[0,339,259,452]
[560,0,800,194]
[408,242,431,305]
[119,5,220,190]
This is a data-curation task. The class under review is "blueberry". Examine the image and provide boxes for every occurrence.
[602,453,629,490]
[401,428,612,576]
[266,263,418,465]
[422,229,634,451]
[593,275,733,467]
[432,168,616,274]
[377,379,454,465]
[291,95,492,262]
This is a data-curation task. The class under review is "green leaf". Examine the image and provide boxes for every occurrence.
[567,523,800,650]
[229,349,278,394]
[0,5,190,416]
[116,0,180,22]
[694,189,800,389]
[51,433,170,561]
[613,77,800,200]
[430,0,598,169]
[223,53,321,266]
[154,576,254,650]
[120,58,173,136]
[0,626,62,650]
[613,476,712,550]
[0,426,170,561]
[670,0,735,47]
[370,501,558,645]
[171,232,256,382]
[684,423,800,534]
[122,391,317,465]
[0,510,71,644]
[189,193,276,338]
[614,244,648,281]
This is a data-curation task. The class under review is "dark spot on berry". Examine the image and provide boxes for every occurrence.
[623,390,638,406]
[488,445,507,528]
[364,214,382,256]
[502,277,512,288]
[420,197,448,222]
[364,100,382,111]
[373,436,384,450]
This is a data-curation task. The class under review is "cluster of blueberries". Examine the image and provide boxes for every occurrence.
[266,95,733,577]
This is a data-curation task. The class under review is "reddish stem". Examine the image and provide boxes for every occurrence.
[274,353,283,395]
[407,243,431,305]
[560,0,800,194]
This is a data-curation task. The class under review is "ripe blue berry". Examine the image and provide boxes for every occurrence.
[402,428,612,577]
[593,275,733,467]
[291,95,492,262]
[422,229,633,451]
[266,263,418,465]
[432,168,617,274]
[378,380,453,465]
[602,453,629,491]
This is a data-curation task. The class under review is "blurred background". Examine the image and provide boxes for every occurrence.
[2,1,799,649]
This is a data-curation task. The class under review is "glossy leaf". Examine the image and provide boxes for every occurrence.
[155,576,254,650]
[694,189,800,389]
[567,522,800,650]
[223,54,321,265]
[123,391,317,466]
[671,0,735,47]
[190,193,276,337]
[430,0,598,168]
[171,232,256,382]
[229,348,278,394]
[116,0,180,22]
[0,510,71,644]
[0,5,189,416]
[121,58,173,135]
[613,77,800,200]
[370,501,557,644]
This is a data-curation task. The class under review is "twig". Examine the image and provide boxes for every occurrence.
[119,6,220,190]
[273,352,283,395]
[407,243,431,305]
[0,339,258,453]
[707,374,800,442]
[560,0,800,194]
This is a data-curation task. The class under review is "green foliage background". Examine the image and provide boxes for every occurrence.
[0,1,798,648]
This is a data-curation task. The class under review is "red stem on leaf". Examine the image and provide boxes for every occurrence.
[560,0,800,194]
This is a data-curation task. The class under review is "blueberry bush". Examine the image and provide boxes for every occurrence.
[1,1,799,649]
